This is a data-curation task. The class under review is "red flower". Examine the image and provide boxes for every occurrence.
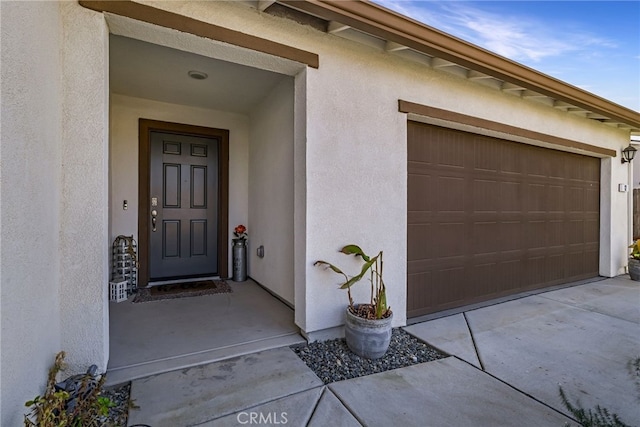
[233,224,247,241]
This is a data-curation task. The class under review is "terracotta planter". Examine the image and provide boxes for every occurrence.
[344,305,393,359]
[629,258,640,281]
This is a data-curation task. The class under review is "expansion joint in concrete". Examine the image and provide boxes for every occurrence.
[327,385,366,426]
[305,386,328,424]
[463,312,485,371]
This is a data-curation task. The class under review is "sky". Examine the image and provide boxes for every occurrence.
[372,0,640,111]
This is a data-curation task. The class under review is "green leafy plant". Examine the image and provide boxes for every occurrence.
[314,244,391,320]
[559,386,630,427]
[629,240,640,260]
[24,351,115,427]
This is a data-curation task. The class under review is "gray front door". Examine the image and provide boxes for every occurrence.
[149,131,219,280]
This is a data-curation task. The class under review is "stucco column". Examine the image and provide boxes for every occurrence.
[293,68,308,331]
[600,155,633,277]
[59,2,110,372]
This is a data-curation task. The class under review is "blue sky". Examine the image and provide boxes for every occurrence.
[373,1,640,111]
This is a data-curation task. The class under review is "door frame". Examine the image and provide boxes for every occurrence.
[138,119,229,287]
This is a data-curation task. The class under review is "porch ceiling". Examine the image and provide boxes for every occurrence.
[110,35,288,113]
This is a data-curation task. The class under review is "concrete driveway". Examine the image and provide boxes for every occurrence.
[127,276,639,426]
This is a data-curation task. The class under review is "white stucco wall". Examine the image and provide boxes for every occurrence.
[110,94,250,276]
[1,2,62,425]
[248,78,295,304]
[307,37,630,335]
[293,69,309,330]
[2,7,634,414]
[151,1,632,338]
[59,2,110,373]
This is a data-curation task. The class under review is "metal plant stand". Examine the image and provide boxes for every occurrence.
[232,239,247,281]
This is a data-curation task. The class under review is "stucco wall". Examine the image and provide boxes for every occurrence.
[2,6,632,412]
[301,31,630,335]
[150,1,632,337]
[248,78,295,304]
[110,94,250,276]
[0,2,62,425]
[59,1,110,373]
[142,1,633,338]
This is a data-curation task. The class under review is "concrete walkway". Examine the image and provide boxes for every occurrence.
[127,277,640,426]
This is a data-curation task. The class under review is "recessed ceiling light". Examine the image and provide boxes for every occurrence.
[188,70,208,80]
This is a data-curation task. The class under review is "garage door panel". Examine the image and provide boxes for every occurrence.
[438,134,466,168]
[567,220,585,244]
[586,219,599,243]
[566,159,584,181]
[548,185,565,212]
[548,220,566,246]
[498,259,523,292]
[476,262,500,295]
[584,161,600,182]
[408,174,433,212]
[436,267,466,301]
[524,256,546,287]
[437,176,465,212]
[566,252,586,278]
[566,187,585,212]
[407,223,433,261]
[545,255,566,282]
[526,221,547,249]
[585,188,599,212]
[548,155,567,179]
[407,272,431,313]
[500,182,523,212]
[500,221,524,251]
[474,137,501,172]
[499,143,523,174]
[407,122,600,318]
[526,149,550,177]
[473,221,501,253]
[474,179,501,212]
[437,222,466,258]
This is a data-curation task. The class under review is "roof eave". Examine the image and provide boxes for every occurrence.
[278,0,640,131]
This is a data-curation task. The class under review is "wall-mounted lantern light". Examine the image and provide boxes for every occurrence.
[621,145,637,164]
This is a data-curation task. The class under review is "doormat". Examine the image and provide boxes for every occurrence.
[133,279,232,303]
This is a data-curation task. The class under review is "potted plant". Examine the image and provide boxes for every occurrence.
[629,240,640,281]
[315,244,393,359]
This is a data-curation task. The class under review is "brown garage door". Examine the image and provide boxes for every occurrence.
[407,121,600,318]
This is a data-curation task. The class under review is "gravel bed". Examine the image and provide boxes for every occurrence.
[102,382,132,426]
[290,328,448,384]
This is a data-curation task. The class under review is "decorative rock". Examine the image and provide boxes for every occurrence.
[290,328,448,384]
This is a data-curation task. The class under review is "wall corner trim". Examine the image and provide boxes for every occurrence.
[78,0,320,69]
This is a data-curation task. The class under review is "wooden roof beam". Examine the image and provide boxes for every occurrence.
[385,41,409,52]
[328,21,350,34]
[257,1,276,12]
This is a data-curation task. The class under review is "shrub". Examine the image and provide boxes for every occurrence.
[24,351,115,427]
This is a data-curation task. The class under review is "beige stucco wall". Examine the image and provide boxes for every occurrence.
[248,78,295,304]
[147,1,632,338]
[59,0,110,373]
[1,6,635,417]
[0,3,63,424]
[110,94,250,276]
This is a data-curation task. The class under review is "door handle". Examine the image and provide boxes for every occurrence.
[151,209,158,232]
